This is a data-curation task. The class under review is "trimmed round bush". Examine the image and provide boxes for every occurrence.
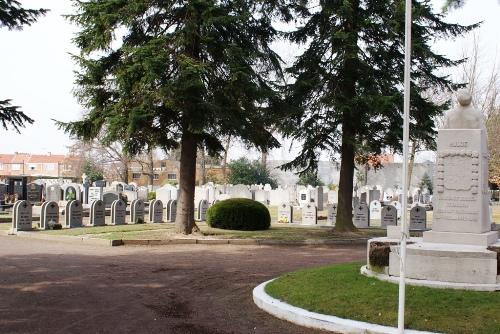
[206,198,271,231]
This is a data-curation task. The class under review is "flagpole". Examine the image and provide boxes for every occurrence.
[398,0,412,332]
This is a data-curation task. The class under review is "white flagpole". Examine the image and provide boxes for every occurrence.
[398,0,412,332]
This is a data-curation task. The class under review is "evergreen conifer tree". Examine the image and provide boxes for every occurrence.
[0,0,47,132]
[282,0,476,231]
[60,0,287,234]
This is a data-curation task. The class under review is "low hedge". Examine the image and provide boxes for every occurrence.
[206,198,271,231]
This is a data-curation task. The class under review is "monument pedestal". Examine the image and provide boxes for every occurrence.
[423,230,498,247]
[389,242,499,285]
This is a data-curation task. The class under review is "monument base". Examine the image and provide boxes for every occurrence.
[388,241,499,285]
[423,230,498,247]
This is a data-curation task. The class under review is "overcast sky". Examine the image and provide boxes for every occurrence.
[1,0,499,162]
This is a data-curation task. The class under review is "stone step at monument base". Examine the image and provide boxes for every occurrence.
[389,242,499,285]
[423,230,498,247]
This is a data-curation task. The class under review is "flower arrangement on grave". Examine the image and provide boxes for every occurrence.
[277,215,289,224]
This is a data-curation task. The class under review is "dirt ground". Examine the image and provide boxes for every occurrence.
[0,236,366,334]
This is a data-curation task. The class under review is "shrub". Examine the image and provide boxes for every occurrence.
[148,192,156,201]
[206,198,270,231]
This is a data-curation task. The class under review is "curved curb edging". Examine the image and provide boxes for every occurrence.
[361,265,500,292]
[253,279,438,334]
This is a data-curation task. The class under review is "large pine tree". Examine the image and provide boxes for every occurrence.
[282,0,476,231]
[0,0,47,132]
[60,0,287,234]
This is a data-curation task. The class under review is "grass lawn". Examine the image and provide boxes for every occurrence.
[36,221,387,241]
[265,262,500,334]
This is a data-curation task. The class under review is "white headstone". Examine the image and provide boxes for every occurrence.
[88,187,103,203]
[326,203,337,225]
[369,200,382,220]
[269,188,289,206]
[277,203,293,223]
[327,190,338,204]
[301,204,317,225]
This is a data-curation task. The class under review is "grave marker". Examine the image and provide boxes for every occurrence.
[166,199,177,222]
[89,200,105,226]
[149,199,164,223]
[40,201,60,230]
[65,200,83,228]
[12,200,32,231]
[326,203,337,225]
[27,183,42,203]
[410,205,427,230]
[130,199,145,224]
[46,185,61,202]
[277,203,293,223]
[301,204,317,225]
[353,203,369,228]
[381,205,397,227]
[196,200,209,221]
[88,187,103,203]
[111,200,126,225]
[369,200,382,220]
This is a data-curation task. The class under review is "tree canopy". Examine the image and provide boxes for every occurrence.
[281,0,476,231]
[297,171,323,187]
[60,0,287,233]
[0,0,47,132]
[227,157,278,188]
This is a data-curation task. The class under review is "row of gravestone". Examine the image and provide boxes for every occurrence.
[353,203,427,229]
[276,202,426,229]
[9,182,148,205]
[11,199,212,233]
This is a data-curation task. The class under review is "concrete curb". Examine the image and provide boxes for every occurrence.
[2,232,369,248]
[360,265,500,292]
[253,279,438,334]
[118,238,368,247]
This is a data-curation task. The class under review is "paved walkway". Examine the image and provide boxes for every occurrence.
[0,236,365,333]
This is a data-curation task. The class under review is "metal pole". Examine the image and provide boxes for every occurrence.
[398,0,412,333]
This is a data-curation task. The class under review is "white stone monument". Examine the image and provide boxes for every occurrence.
[366,91,500,289]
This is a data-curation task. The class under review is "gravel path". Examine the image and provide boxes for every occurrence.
[0,236,365,334]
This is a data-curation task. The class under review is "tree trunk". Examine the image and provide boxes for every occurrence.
[261,150,268,169]
[200,146,207,185]
[175,130,198,234]
[407,140,417,193]
[335,123,357,232]
[334,0,358,232]
[221,135,231,183]
[148,149,154,188]
[121,159,129,183]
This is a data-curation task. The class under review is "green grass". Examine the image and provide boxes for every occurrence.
[265,262,500,334]
[34,221,387,241]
